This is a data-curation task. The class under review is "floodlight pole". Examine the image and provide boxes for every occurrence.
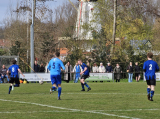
[30,0,35,73]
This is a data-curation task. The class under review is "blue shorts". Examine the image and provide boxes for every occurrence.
[50,75,61,85]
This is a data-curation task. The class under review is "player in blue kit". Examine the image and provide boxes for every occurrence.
[143,52,159,101]
[7,60,25,94]
[78,59,91,91]
[47,52,65,100]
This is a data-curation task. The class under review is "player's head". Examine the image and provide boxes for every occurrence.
[147,52,153,59]
[12,60,17,64]
[55,51,60,57]
[78,59,82,65]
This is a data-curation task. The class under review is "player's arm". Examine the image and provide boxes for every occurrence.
[80,67,87,75]
[18,69,25,77]
[60,61,65,71]
[143,62,146,72]
[47,61,51,71]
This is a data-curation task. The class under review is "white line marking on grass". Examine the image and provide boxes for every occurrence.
[0,99,140,119]
[63,93,160,95]
[0,110,78,114]
[92,109,160,112]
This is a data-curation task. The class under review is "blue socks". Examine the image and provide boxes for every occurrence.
[84,82,89,88]
[147,88,151,95]
[151,91,154,98]
[147,88,154,98]
[8,86,12,93]
[14,84,19,87]
[52,86,57,91]
[58,87,62,98]
[81,83,85,89]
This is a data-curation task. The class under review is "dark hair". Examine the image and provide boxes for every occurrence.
[55,51,60,57]
[147,52,153,58]
[12,60,17,64]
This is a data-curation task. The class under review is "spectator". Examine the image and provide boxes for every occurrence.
[99,63,106,73]
[0,65,9,83]
[113,64,122,82]
[64,61,72,83]
[127,62,133,82]
[72,63,82,83]
[87,62,91,73]
[45,62,49,73]
[39,63,45,72]
[106,63,113,73]
[92,63,99,73]
[135,62,140,82]
[34,60,40,72]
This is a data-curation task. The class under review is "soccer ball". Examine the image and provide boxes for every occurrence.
[39,80,43,85]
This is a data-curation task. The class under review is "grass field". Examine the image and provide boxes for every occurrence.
[0,81,160,119]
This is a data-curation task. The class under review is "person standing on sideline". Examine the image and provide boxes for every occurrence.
[135,62,141,82]
[72,63,82,83]
[34,60,40,72]
[106,63,113,73]
[127,62,133,82]
[113,64,122,82]
[143,52,159,101]
[0,65,10,83]
[7,60,25,94]
[78,59,91,91]
[99,63,106,73]
[47,52,65,100]
[39,63,45,72]
[92,63,99,73]
[64,62,72,83]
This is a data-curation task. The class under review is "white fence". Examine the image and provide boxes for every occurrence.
[20,73,113,82]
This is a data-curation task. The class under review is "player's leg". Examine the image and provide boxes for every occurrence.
[50,75,57,94]
[80,76,91,91]
[146,79,151,100]
[8,78,14,94]
[150,79,156,101]
[57,75,62,100]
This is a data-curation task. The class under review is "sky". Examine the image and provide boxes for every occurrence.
[0,0,77,27]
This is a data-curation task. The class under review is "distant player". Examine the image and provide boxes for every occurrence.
[7,60,25,94]
[47,52,65,100]
[78,59,91,91]
[143,52,159,101]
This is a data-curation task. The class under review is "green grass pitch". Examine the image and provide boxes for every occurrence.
[0,81,160,119]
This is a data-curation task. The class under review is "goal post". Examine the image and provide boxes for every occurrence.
[0,56,19,69]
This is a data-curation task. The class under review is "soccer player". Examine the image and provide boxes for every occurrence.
[47,52,65,100]
[143,52,159,101]
[7,60,25,94]
[78,59,91,91]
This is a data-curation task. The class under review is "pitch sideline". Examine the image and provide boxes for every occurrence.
[0,99,140,119]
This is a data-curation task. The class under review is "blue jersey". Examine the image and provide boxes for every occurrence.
[47,58,65,75]
[81,63,89,76]
[8,64,19,78]
[143,60,159,80]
